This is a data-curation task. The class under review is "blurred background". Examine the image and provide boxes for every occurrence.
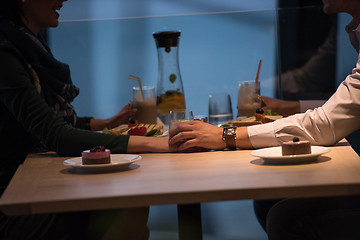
[47,0,358,239]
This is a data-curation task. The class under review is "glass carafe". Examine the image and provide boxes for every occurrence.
[153,31,186,126]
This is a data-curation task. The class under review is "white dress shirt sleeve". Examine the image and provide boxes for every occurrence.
[248,23,360,149]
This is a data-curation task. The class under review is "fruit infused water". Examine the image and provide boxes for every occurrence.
[153,31,185,126]
[237,80,261,119]
[157,90,186,116]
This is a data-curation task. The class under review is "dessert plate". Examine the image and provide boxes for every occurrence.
[63,154,142,172]
[250,146,330,164]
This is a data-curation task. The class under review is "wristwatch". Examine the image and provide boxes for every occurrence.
[222,126,237,150]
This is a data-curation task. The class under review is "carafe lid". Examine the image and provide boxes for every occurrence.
[153,30,181,48]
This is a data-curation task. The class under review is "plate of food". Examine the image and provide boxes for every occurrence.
[251,138,330,164]
[231,109,283,127]
[103,118,167,137]
[63,146,142,172]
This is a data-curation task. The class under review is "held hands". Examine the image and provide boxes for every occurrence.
[90,102,137,131]
[128,122,221,153]
[169,121,226,152]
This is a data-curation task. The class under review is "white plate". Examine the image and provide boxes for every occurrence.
[63,154,141,172]
[250,146,330,164]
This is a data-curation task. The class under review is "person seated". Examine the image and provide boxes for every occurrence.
[169,0,360,239]
[0,0,169,239]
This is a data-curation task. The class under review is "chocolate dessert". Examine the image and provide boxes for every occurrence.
[281,137,311,156]
[82,146,111,165]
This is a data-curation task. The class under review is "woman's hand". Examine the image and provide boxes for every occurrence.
[90,102,137,131]
[261,96,300,116]
[169,121,225,152]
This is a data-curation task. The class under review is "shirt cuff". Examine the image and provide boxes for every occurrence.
[247,123,280,149]
[299,100,326,113]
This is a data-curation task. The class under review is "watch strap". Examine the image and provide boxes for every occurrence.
[225,136,236,150]
[223,127,237,150]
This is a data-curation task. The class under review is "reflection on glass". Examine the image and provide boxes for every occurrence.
[59,0,277,21]
[49,8,278,119]
[276,1,338,101]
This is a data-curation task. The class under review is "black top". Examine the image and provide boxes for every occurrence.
[0,25,130,192]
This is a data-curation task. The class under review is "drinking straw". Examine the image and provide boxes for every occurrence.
[255,59,262,84]
[128,74,144,100]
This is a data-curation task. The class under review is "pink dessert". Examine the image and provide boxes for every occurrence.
[82,146,111,165]
[281,137,311,156]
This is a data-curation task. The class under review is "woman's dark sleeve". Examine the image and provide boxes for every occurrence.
[75,117,93,130]
[0,50,130,157]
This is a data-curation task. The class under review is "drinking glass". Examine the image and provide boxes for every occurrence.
[133,86,157,124]
[237,80,261,119]
[208,93,233,126]
[169,109,194,131]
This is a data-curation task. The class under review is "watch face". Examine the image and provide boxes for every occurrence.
[226,128,236,136]
[223,127,236,138]
[222,127,237,149]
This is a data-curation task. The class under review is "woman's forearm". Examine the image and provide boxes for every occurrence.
[127,136,170,153]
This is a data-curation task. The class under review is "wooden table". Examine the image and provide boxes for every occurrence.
[1,140,360,239]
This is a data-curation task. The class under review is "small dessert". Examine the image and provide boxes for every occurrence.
[281,137,311,156]
[82,146,111,165]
